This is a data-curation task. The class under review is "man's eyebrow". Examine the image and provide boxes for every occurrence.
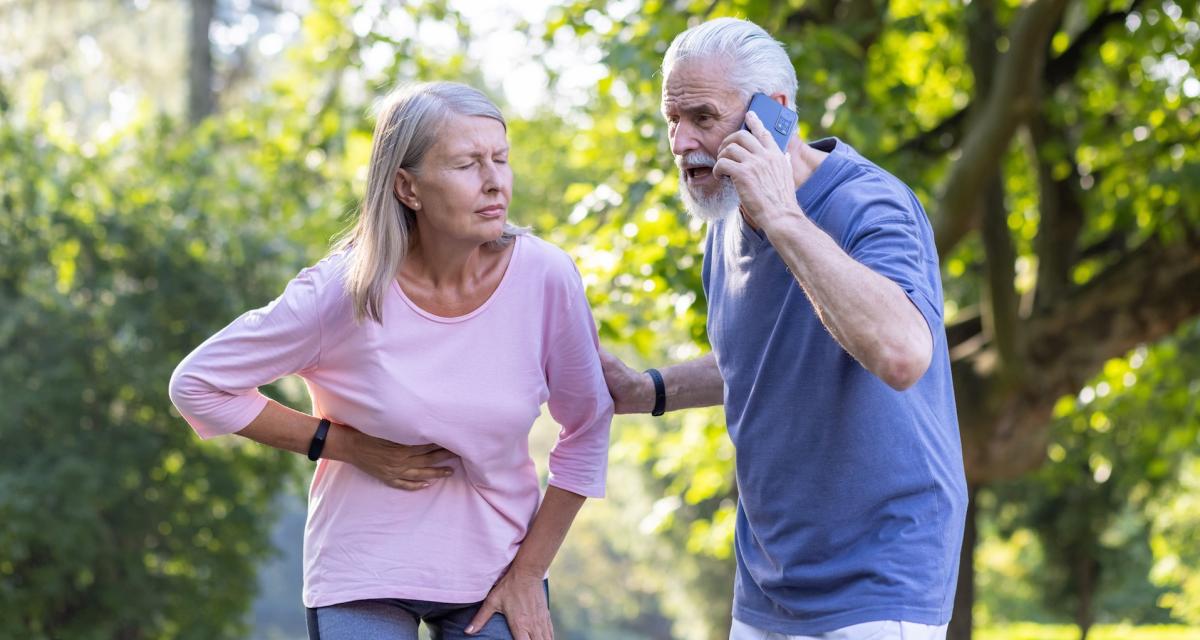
[663,101,721,116]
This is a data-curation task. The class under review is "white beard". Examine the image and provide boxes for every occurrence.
[676,151,739,222]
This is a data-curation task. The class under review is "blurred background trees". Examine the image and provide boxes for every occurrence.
[1,0,1197,638]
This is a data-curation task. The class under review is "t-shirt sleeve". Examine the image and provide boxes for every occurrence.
[543,255,613,498]
[843,197,944,342]
[168,266,324,439]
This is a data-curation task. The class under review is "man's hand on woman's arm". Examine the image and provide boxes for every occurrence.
[236,401,458,490]
[598,349,724,414]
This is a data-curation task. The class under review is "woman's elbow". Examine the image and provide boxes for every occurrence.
[167,361,195,415]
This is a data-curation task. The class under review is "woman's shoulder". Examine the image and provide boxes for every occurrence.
[515,233,579,277]
[292,249,351,293]
[274,250,356,321]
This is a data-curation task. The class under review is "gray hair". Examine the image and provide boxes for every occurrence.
[335,81,525,324]
[662,17,798,107]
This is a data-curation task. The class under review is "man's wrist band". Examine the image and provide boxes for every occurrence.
[307,418,331,461]
[645,368,666,417]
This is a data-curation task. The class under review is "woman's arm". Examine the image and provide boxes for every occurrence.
[169,263,458,487]
[236,401,458,490]
[465,486,585,638]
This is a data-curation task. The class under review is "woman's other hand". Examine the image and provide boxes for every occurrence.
[465,567,551,639]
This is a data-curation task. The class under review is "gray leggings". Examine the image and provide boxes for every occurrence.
[306,582,549,640]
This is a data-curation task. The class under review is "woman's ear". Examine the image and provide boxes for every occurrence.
[394,169,421,210]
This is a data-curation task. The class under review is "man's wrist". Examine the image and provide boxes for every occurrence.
[758,202,806,238]
[645,368,666,416]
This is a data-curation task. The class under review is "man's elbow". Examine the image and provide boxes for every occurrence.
[878,339,932,391]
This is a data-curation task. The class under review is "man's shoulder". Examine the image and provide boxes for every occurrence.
[822,146,926,233]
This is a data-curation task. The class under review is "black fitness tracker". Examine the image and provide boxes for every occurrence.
[645,368,666,417]
[307,418,331,461]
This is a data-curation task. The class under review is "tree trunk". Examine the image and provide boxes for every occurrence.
[948,485,978,640]
[1075,555,1096,640]
[187,0,216,124]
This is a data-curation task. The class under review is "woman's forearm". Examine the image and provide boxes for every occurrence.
[235,400,358,463]
[509,485,586,577]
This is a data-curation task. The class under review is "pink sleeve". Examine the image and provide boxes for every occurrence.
[168,267,323,439]
[544,259,614,498]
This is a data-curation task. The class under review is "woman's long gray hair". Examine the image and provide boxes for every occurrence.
[336,82,525,323]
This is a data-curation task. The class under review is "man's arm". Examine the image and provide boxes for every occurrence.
[715,112,933,391]
[761,215,933,390]
[599,349,724,414]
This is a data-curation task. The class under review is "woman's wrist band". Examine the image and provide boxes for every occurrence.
[645,368,666,417]
[307,418,331,461]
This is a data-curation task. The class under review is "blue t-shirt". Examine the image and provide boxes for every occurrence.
[701,138,968,634]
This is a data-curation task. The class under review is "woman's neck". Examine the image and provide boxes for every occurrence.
[401,227,502,292]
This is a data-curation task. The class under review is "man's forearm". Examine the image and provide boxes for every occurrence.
[761,211,933,390]
[660,353,725,410]
[601,349,724,414]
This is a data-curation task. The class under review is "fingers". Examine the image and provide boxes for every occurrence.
[396,465,454,481]
[413,448,459,466]
[465,599,499,635]
[387,478,433,491]
[598,347,624,374]
[717,141,752,164]
[744,111,776,150]
[712,157,740,181]
[718,129,758,157]
[405,443,446,455]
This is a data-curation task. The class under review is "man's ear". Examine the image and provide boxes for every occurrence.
[770,92,790,109]
[394,169,421,210]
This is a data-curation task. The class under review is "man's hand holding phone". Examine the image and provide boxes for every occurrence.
[714,94,804,232]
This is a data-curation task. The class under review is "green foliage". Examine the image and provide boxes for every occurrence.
[3,0,1199,636]
[1148,455,1200,623]
[0,103,306,638]
[984,320,1200,626]
[976,623,1200,640]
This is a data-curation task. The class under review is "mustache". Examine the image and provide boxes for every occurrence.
[676,151,717,170]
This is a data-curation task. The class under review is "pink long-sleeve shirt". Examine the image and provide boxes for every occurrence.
[168,235,613,607]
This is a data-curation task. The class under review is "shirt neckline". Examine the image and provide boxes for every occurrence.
[391,235,523,324]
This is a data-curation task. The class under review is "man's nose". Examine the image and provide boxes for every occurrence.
[670,122,700,158]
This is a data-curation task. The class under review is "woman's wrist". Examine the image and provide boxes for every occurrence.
[508,555,548,580]
[318,422,356,463]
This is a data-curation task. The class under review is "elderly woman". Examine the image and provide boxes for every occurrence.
[168,82,612,640]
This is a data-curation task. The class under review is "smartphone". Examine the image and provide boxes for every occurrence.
[743,93,797,152]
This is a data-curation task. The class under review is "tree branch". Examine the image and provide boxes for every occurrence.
[1028,112,1086,310]
[1045,0,1148,87]
[980,173,1022,379]
[960,222,1200,482]
[933,0,1070,259]
[888,106,969,157]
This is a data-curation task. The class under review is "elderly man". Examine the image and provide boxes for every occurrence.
[600,17,969,640]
